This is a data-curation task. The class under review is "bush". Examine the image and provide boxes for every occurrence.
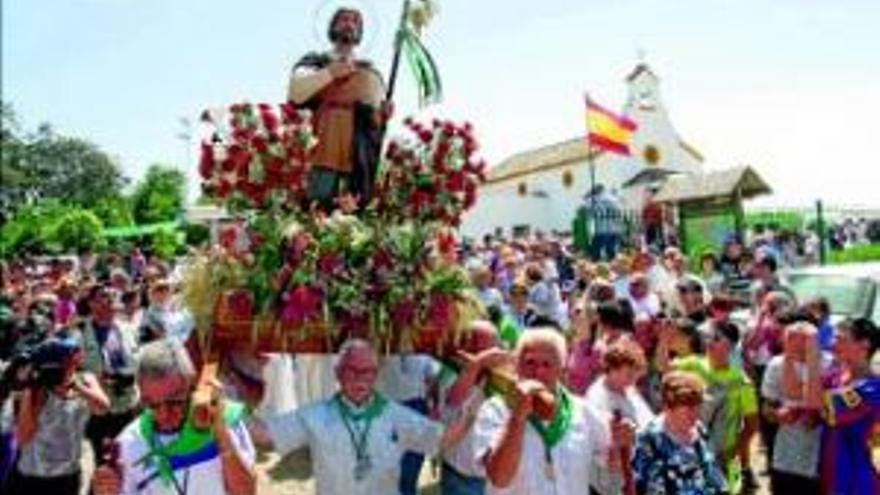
[746,211,804,231]
[828,244,880,265]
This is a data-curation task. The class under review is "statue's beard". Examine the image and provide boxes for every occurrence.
[330,26,361,46]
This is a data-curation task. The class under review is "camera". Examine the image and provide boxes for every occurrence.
[0,335,80,394]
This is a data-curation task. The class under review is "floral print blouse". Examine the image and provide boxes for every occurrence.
[632,417,728,495]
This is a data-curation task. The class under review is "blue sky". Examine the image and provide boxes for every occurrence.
[3,0,879,207]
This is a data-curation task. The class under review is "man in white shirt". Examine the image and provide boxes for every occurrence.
[247,339,471,495]
[92,339,257,495]
[437,321,511,494]
[474,328,626,494]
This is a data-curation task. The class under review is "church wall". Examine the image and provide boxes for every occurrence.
[461,155,641,238]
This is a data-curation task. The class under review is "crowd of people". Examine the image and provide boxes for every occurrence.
[0,229,877,495]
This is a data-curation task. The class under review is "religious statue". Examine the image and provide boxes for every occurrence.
[288,7,391,209]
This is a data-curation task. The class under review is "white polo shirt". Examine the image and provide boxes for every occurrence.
[474,394,611,495]
[265,395,444,495]
[115,414,256,495]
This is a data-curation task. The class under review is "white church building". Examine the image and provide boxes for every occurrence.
[461,63,704,238]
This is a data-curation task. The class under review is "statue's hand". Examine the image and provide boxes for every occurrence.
[328,60,356,80]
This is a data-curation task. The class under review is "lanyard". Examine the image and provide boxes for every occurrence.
[334,394,387,469]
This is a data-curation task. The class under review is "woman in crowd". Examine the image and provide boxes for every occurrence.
[567,298,633,395]
[760,321,823,493]
[806,317,880,495]
[699,252,724,296]
[654,317,703,374]
[7,334,110,494]
[743,290,795,464]
[586,339,655,495]
[631,370,728,495]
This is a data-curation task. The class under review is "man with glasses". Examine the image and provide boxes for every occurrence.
[672,320,758,492]
[246,338,472,494]
[92,339,256,495]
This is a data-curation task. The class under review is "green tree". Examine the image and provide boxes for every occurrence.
[48,208,106,253]
[92,196,135,228]
[151,228,183,260]
[0,200,103,256]
[131,164,186,224]
[1,103,128,217]
[1,103,30,220]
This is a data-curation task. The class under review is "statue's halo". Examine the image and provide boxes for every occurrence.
[312,0,382,56]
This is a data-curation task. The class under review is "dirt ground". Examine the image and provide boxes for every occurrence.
[253,445,770,495]
[83,440,770,494]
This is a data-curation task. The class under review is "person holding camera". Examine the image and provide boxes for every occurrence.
[81,285,140,462]
[7,333,110,494]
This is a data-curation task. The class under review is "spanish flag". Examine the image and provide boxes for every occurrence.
[585,95,637,156]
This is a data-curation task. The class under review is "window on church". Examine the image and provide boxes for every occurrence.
[643,145,661,165]
[562,170,574,188]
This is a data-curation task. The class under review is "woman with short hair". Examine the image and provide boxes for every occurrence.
[631,371,728,495]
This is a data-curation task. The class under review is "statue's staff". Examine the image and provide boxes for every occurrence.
[385,0,442,106]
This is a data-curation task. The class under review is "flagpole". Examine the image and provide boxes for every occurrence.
[589,143,597,258]
[585,93,597,258]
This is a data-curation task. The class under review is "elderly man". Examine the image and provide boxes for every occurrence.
[247,339,472,494]
[474,328,624,494]
[92,339,257,495]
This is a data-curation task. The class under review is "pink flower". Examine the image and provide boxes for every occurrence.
[372,248,393,272]
[317,253,343,276]
[280,285,322,326]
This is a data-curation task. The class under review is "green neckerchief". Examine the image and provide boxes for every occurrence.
[528,386,573,450]
[334,392,388,421]
[138,401,246,488]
